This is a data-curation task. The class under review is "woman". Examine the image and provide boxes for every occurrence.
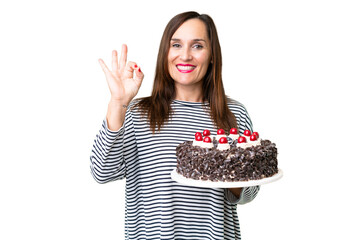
[91,11,260,240]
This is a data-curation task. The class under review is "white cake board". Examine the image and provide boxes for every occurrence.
[171,168,283,188]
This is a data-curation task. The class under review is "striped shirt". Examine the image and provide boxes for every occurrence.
[90,98,260,240]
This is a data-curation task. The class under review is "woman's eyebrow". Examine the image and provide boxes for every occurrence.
[171,38,206,42]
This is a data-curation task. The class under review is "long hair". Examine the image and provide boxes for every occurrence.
[136,11,237,133]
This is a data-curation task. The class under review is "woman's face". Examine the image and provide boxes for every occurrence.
[168,18,212,90]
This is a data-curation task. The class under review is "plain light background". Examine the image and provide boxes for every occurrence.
[0,0,359,239]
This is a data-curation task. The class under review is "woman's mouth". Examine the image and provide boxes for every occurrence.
[176,64,196,73]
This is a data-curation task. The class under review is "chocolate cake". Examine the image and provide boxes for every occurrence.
[176,129,278,182]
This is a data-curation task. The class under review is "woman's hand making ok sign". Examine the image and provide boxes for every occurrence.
[99,44,144,131]
[98,44,144,105]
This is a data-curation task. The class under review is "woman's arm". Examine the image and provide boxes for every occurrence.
[228,188,243,198]
[90,108,137,183]
[90,118,127,183]
[90,45,144,183]
[225,186,260,204]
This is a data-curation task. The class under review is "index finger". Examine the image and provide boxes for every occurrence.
[119,44,127,70]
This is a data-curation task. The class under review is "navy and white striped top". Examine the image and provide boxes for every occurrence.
[90,98,260,240]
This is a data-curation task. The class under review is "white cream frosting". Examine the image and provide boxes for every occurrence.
[215,134,227,141]
[192,140,203,147]
[243,135,252,142]
[202,142,214,148]
[237,138,262,149]
[228,134,239,140]
[217,143,230,151]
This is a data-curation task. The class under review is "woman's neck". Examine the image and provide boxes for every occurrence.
[174,85,203,102]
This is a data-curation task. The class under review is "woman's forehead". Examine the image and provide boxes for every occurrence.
[171,19,208,41]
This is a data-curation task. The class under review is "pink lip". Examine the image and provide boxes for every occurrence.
[177,64,196,67]
[176,64,196,73]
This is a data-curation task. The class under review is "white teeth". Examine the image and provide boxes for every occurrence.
[177,65,196,70]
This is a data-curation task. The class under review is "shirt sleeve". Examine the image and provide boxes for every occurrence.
[90,107,138,184]
[224,186,260,204]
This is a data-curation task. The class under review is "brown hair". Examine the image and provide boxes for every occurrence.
[136,11,237,133]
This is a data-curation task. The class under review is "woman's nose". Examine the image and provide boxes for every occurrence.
[179,47,192,61]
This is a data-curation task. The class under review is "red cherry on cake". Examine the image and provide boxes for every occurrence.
[219,137,228,144]
[244,130,252,136]
[217,129,225,135]
[250,134,258,141]
[238,136,247,143]
[252,132,259,138]
[230,128,238,134]
[195,134,203,141]
[203,129,211,136]
[195,132,202,137]
[203,136,212,143]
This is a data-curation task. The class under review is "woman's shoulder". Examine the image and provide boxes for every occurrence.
[226,96,253,126]
[226,96,248,111]
[129,98,142,106]
[129,97,150,109]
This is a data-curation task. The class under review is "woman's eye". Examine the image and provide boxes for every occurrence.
[193,44,203,49]
[172,43,181,48]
